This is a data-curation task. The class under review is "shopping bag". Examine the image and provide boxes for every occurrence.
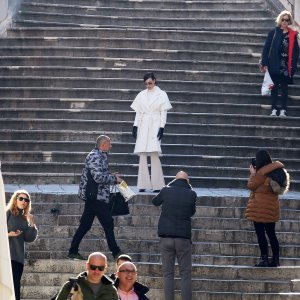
[261,70,274,96]
[116,180,136,201]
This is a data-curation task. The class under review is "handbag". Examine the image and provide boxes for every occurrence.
[109,186,130,216]
[261,70,274,96]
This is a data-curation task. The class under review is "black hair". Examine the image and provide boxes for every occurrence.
[116,254,132,264]
[255,149,272,170]
[143,72,156,82]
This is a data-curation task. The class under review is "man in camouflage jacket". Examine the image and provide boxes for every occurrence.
[68,135,123,260]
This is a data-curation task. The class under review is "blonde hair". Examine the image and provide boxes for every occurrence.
[6,189,31,218]
[276,11,293,27]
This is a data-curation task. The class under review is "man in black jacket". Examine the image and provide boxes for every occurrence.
[152,171,197,300]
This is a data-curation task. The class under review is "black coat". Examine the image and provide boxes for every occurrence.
[114,278,150,300]
[152,179,197,239]
[261,27,299,78]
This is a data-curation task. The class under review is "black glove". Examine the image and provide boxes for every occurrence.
[132,126,138,139]
[157,127,164,140]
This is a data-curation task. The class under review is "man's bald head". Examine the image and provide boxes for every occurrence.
[175,171,189,181]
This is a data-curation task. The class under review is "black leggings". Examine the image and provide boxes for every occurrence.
[11,260,24,300]
[254,222,279,257]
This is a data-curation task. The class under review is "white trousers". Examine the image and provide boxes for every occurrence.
[137,152,165,190]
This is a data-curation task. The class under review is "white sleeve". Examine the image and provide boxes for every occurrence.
[133,111,143,126]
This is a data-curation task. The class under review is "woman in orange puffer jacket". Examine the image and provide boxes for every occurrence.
[245,149,289,267]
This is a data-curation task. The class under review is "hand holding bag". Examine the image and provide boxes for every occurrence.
[261,70,274,96]
[109,186,130,216]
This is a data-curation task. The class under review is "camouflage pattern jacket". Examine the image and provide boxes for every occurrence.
[78,148,117,203]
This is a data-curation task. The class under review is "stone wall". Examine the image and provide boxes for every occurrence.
[0,0,21,36]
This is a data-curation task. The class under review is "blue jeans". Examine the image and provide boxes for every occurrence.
[160,237,192,300]
[69,199,120,256]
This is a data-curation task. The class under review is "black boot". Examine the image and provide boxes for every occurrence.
[269,255,280,267]
[255,255,269,267]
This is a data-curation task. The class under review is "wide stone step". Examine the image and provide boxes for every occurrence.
[1,140,299,160]
[0,56,265,74]
[2,77,300,96]
[0,119,299,138]
[2,129,300,149]
[1,77,300,97]
[0,37,263,53]
[34,223,300,245]
[22,262,300,282]
[22,0,265,10]
[1,108,300,127]
[25,237,300,258]
[20,275,296,294]
[32,212,300,233]
[2,87,300,105]
[0,95,300,117]
[0,46,261,62]
[5,162,300,184]
[31,202,300,222]
[15,10,274,28]
[24,249,299,267]
[7,27,267,44]
[20,3,268,19]
[0,68,273,85]
[12,19,275,34]
[18,193,299,210]
[2,151,300,171]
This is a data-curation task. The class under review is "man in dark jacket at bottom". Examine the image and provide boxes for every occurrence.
[152,171,197,300]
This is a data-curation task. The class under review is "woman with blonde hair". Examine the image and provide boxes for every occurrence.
[6,190,38,300]
[260,10,299,117]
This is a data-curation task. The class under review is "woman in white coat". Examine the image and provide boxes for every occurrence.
[131,73,172,192]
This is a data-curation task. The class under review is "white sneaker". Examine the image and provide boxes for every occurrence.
[270,109,277,116]
[279,110,287,117]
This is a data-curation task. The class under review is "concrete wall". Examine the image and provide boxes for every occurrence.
[265,0,300,26]
[0,0,21,36]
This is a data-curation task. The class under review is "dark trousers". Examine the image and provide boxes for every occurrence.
[271,82,288,110]
[254,222,279,257]
[11,260,24,300]
[69,199,120,256]
[160,237,192,300]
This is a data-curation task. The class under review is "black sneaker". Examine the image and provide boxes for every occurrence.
[67,252,85,260]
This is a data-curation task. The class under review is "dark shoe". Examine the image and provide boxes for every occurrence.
[255,255,269,267]
[67,252,85,260]
[139,189,145,192]
[153,190,160,193]
[269,255,280,267]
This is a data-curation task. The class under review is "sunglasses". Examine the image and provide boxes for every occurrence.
[17,196,30,203]
[89,264,105,271]
[282,18,290,22]
[118,269,137,274]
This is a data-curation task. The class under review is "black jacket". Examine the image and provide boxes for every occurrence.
[114,278,150,300]
[261,27,299,78]
[152,179,197,239]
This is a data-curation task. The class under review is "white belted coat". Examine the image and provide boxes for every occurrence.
[131,86,172,154]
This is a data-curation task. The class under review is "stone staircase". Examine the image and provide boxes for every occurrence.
[14,191,299,299]
[0,0,300,299]
[0,0,300,189]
